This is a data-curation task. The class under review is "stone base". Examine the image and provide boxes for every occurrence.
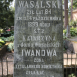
[66,33,71,38]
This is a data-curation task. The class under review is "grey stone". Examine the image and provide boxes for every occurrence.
[66,25,71,38]
[63,39,75,53]
[14,0,63,77]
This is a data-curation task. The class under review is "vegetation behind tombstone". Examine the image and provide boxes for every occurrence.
[0,0,14,29]
[63,27,77,37]
[69,20,77,27]
[69,0,77,10]
[0,38,5,48]
[68,0,77,18]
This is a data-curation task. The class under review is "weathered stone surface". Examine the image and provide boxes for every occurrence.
[63,40,75,53]
[14,0,63,77]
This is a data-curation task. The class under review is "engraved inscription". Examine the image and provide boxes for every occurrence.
[14,0,63,77]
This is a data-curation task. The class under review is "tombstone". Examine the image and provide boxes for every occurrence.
[66,25,71,38]
[14,0,63,77]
